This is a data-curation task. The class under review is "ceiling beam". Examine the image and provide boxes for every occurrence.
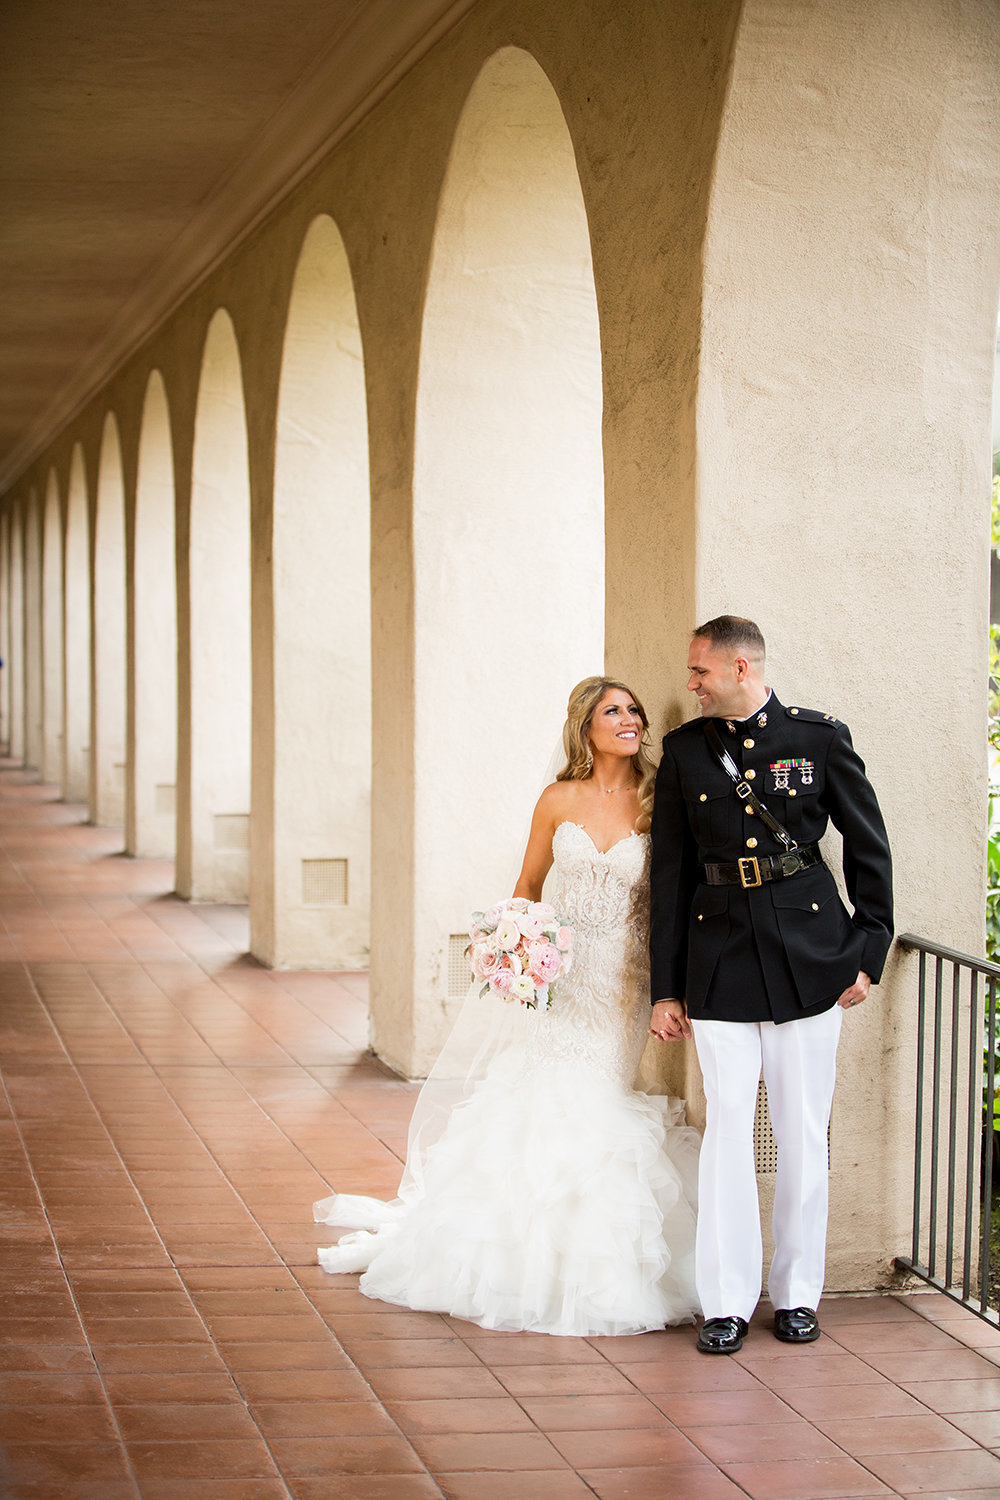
[0,0,477,494]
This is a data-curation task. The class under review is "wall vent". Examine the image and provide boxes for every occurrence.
[302,858,348,906]
[214,813,250,851]
[155,783,176,816]
[448,934,473,997]
[754,1080,831,1173]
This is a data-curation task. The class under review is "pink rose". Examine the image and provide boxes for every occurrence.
[494,917,521,950]
[532,902,556,922]
[515,911,544,940]
[490,967,516,997]
[482,904,505,928]
[556,927,572,952]
[471,942,501,979]
[527,941,561,983]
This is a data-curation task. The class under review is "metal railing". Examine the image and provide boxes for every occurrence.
[896,933,999,1323]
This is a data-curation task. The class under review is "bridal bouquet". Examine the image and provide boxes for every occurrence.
[467,898,573,1011]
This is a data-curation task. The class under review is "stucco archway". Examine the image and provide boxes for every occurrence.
[91,414,126,825]
[41,469,63,785]
[378,46,605,1075]
[255,214,371,968]
[63,445,90,802]
[0,511,9,750]
[23,487,43,772]
[178,310,252,901]
[7,502,25,763]
[128,371,177,858]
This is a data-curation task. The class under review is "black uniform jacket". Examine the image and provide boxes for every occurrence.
[649,693,893,1024]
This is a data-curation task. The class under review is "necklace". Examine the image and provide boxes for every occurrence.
[593,782,632,795]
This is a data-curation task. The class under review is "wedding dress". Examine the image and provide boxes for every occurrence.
[313,820,700,1336]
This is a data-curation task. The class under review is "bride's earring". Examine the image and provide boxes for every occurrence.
[584,751,593,774]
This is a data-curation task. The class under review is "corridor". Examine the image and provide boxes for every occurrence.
[2,763,1000,1500]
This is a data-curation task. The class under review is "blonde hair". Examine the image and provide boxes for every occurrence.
[556,676,656,832]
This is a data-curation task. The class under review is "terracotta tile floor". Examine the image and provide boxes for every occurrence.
[1,763,1000,1499]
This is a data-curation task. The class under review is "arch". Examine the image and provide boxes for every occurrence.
[7,502,25,763]
[63,445,90,802]
[128,371,177,857]
[179,309,252,901]
[23,487,43,771]
[259,214,371,966]
[0,511,9,750]
[398,46,605,1073]
[41,470,64,785]
[91,414,127,825]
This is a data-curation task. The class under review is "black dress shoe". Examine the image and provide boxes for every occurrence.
[697,1315,749,1354]
[773,1306,820,1343]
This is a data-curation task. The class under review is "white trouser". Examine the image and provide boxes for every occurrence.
[692,1005,842,1322]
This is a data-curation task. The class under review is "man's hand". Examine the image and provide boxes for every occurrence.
[650,998,691,1040]
[837,971,871,1010]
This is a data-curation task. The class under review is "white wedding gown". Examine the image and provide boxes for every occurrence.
[314,820,700,1336]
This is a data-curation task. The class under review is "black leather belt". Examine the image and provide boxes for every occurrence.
[703,843,823,890]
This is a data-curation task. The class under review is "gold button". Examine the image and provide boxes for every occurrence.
[697,913,703,922]
[789,789,797,797]
[699,793,707,802]
[746,837,758,849]
[811,903,819,911]
[746,769,756,780]
[745,805,753,815]
[790,707,799,715]
[744,738,754,749]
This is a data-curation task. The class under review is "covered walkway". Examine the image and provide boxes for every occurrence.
[2,764,1000,1500]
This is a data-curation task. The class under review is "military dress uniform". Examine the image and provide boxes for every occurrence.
[649,692,892,1324]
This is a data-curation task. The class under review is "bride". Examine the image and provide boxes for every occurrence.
[314,677,700,1336]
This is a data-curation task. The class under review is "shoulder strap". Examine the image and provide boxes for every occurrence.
[704,720,798,852]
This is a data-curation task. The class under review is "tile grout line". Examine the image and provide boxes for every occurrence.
[10,795,449,1496]
[11,951,310,1497]
[0,1055,144,1500]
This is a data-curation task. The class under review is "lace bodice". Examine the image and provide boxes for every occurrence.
[522,821,652,1084]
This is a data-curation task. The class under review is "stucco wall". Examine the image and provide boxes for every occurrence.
[2,0,999,1289]
[697,0,1000,1285]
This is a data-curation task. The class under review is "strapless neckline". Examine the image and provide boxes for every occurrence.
[555,820,646,857]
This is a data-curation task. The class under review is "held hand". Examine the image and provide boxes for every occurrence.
[837,971,871,1010]
[650,998,691,1041]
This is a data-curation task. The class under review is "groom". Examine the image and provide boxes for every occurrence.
[648,615,892,1353]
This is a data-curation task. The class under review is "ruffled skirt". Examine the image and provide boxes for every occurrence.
[314,1057,699,1337]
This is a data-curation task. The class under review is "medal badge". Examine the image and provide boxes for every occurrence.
[770,757,814,789]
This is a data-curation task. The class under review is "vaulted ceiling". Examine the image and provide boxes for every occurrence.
[0,0,474,493]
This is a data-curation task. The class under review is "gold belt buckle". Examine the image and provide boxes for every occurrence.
[738,856,761,889]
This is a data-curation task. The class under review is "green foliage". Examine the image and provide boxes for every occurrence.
[987,467,1000,965]
[986,464,1000,1123]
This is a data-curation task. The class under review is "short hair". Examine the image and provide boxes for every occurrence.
[692,615,765,661]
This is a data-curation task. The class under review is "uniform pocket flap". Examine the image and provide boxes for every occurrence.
[684,783,730,804]
[770,868,837,913]
[692,884,729,920]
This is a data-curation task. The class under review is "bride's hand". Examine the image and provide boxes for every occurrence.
[650,998,691,1041]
